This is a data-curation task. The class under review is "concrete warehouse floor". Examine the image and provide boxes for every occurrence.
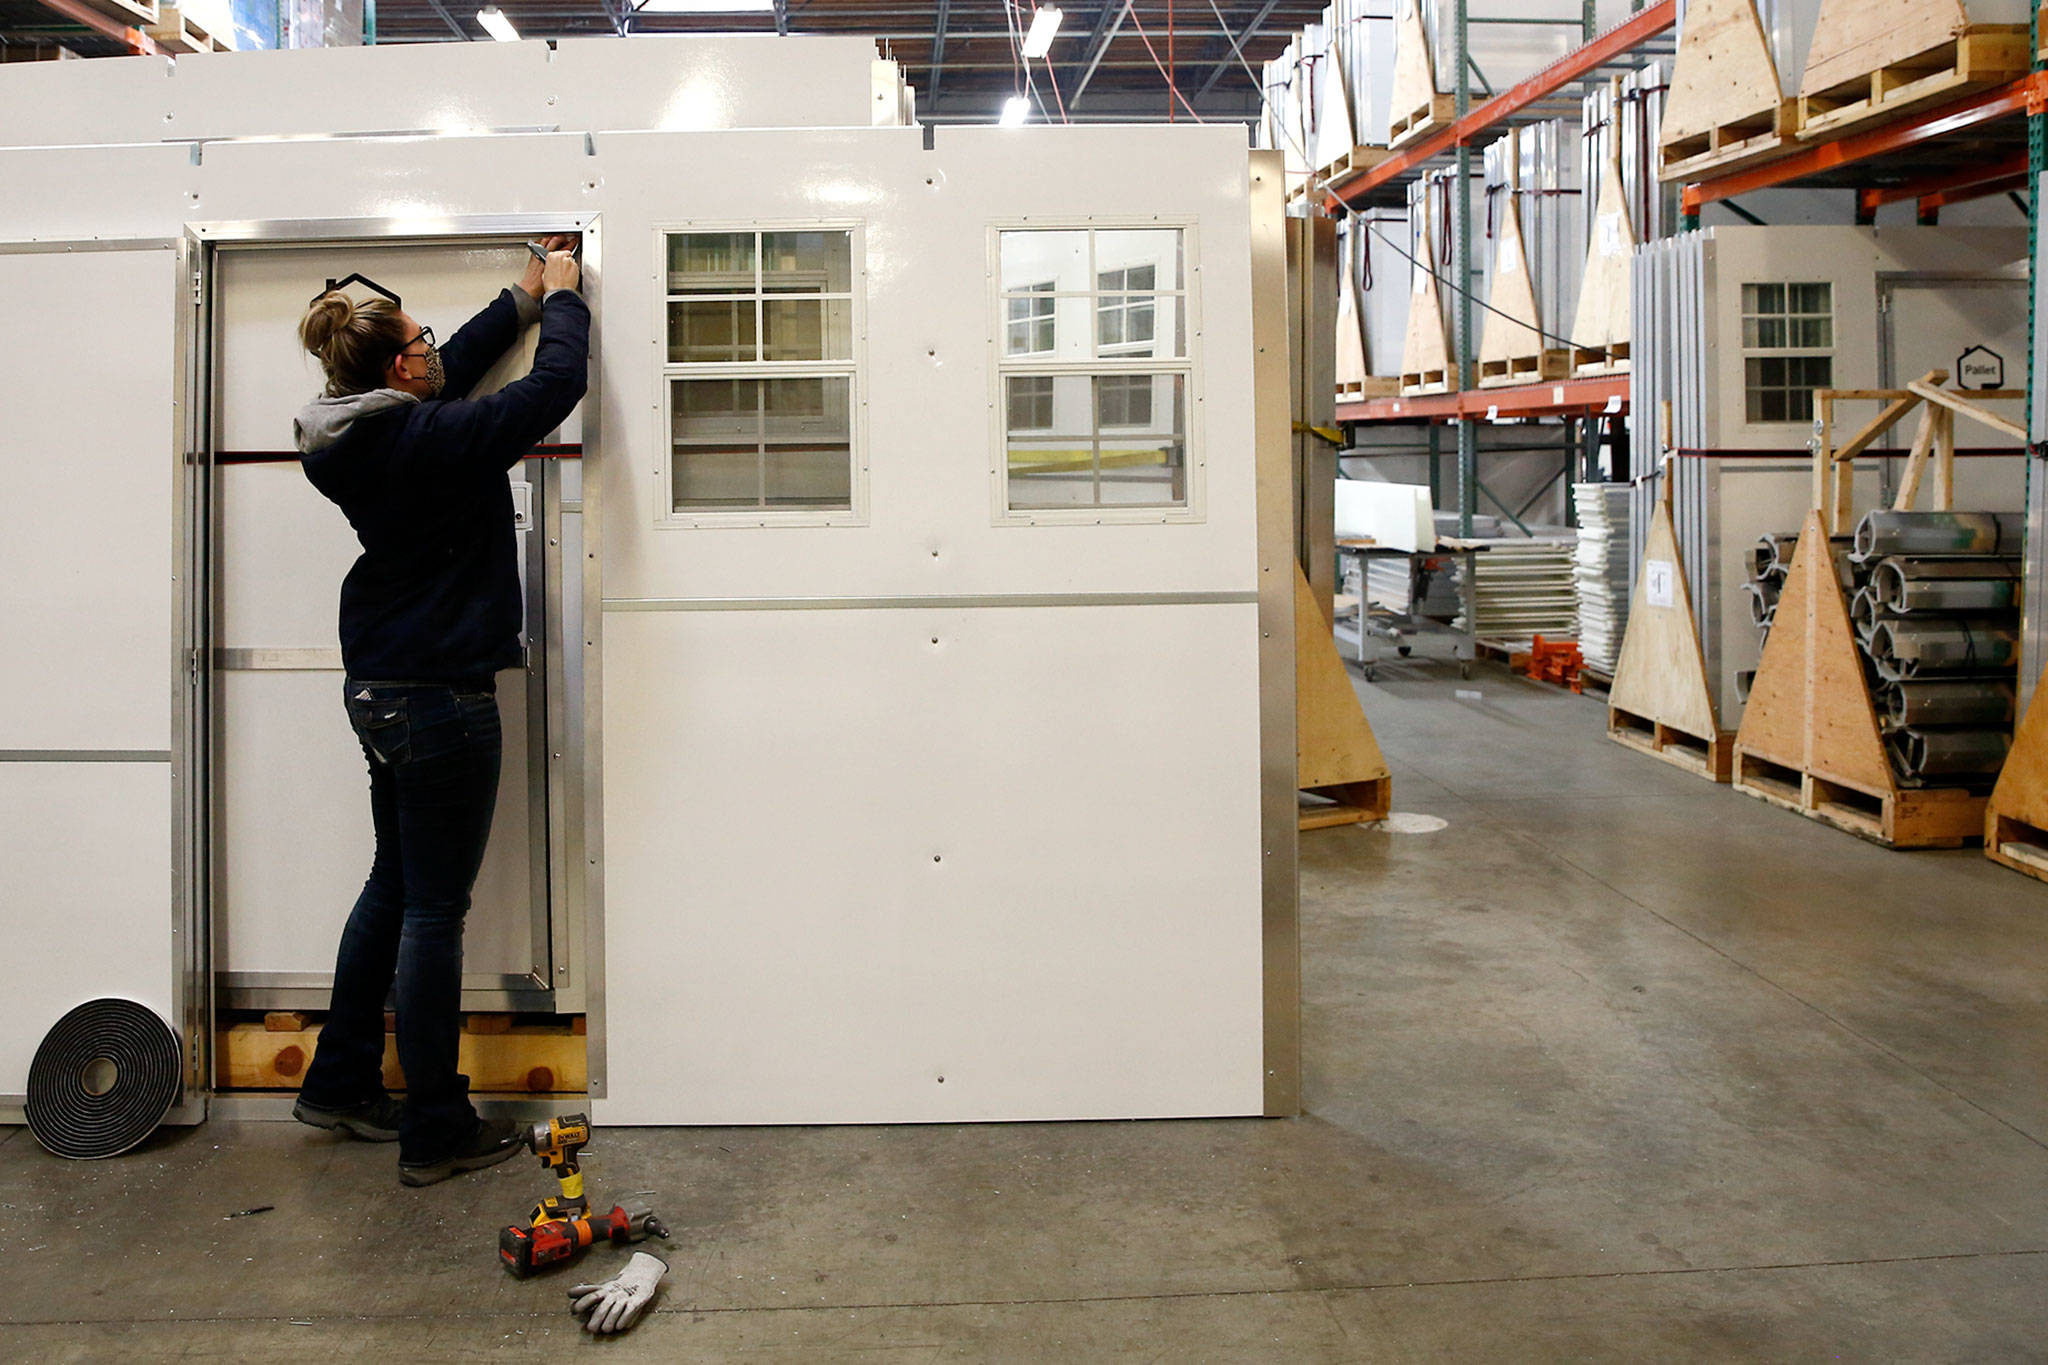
[4,663,2048,1360]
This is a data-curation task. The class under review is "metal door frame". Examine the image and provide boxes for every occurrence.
[1875,270,2029,503]
[186,215,602,1048]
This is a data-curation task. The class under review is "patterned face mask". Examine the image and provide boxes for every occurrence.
[420,345,446,398]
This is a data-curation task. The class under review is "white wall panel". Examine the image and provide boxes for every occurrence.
[0,764,174,1095]
[0,36,886,149]
[0,246,176,752]
[596,604,1265,1125]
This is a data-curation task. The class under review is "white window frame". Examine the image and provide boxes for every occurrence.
[654,220,869,529]
[1739,280,1834,427]
[987,219,1203,527]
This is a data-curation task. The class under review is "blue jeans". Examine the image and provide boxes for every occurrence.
[301,679,502,1161]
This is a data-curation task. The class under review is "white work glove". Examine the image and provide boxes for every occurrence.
[567,1250,667,1335]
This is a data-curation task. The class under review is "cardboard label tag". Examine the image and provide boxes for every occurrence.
[1598,212,1623,257]
[1645,559,1676,609]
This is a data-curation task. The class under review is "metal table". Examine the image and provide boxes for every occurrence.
[1330,540,1481,681]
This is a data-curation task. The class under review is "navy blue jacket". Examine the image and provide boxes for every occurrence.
[299,288,589,683]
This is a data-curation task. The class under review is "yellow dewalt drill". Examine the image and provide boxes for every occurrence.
[521,1112,592,1224]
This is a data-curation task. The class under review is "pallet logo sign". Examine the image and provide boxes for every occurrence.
[1956,346,2004,390]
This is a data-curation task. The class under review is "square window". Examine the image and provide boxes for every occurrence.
[663,227,860,520]
[996,227,1192,517]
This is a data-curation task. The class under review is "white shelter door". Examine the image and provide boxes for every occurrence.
[210,241,561,1009]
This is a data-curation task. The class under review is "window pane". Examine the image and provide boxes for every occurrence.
[1095,230,1181,290]
[763,446,852,507]
[761,231,853,293]
[762,376,850,439]
[673,448,761,509]
[667,232,755,293]
[1742,282,1784,314]
[1007,374,1055,430]
[1097,376,1185,506]
[1792,317,1832,347]
[761,299,852,360]
[1001,230,1090,293]
[1790,282,1831,313]
[1006,374,1095,510]
[667,300,757,363]
[673,377,760,436]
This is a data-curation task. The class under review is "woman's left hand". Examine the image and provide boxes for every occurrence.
[518,235,580,300]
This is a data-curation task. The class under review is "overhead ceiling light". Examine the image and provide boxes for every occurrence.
[1021,5,1062,59]
[999,95,1030,127]
[476,5,519,39]
[633,0,776,12]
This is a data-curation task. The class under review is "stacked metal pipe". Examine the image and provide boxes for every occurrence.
[1745,511,2022,786]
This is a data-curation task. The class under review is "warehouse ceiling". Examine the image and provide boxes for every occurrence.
[0,0,1326,124]
[376,0,1322,122]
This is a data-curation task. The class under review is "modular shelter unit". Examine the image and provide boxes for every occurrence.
[0,37,1300,1134]
[1629,225,2028,727]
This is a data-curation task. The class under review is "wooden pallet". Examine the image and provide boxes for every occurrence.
[1292,144,1395,198]
[1658,104,1798,182]
[1571,341,1632,378]
[71,0,156,24]
[1798,27,2027,140]
[1478,350,1570,387]
[1389,93,1456,149]
[1734,749,1983,848]
[1338,376,1402,401]
[1300,780,1392,830]
[1610,705,1735,782]
[148,4,223,51]
[1399,366,1451,396]
[217,1017,587,1094]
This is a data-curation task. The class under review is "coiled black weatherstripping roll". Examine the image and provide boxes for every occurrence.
[25,999,181,1160]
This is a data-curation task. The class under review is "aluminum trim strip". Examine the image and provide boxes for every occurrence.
[0,238,180,255]
[603,591,1261,612]
[214,648,345,671]
[0,750,173,763]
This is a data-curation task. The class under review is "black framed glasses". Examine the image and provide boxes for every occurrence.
[398,325,436,355]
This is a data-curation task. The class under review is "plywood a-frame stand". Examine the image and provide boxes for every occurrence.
[1797,0,2028,142]
[1477,142,1567,388]
[1336,265,1396,401]
[1657,0,1795,182]
[1297,565,1393,829]
[1570,122,1637,377]
[1399,196,1452,395]
[1387,0,1454,148]
[1731,511,1982,846]
[1731,375,2020,848]
[1607,465,1732,781]
[1984,671,2048,882]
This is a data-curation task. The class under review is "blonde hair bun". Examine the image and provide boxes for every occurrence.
[299,291,356,357]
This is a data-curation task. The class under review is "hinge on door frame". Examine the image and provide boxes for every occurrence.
[191,271,202,306]
[187,648,204,680]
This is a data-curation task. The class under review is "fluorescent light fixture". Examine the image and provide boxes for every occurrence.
[476,5,519,39]
[999,95,1030,127]
[1021,5,1062,58]
[634,0,776,12]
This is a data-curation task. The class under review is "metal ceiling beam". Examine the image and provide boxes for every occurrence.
[423,0,468,38]
[1193,0,1279,101]
[773,0,788,35]
[927,0,949,98]
[1068,0,1130,108]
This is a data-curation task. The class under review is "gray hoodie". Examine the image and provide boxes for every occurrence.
[293,387,419,455]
